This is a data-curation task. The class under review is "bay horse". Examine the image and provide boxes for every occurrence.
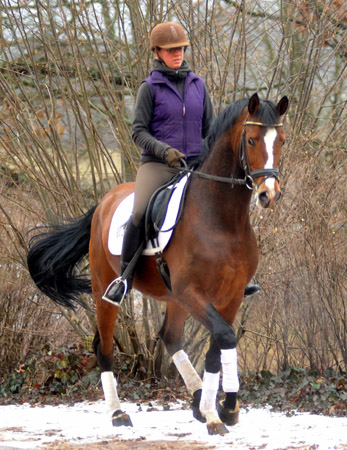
[27,93,288,436]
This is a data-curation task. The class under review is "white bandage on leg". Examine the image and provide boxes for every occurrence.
[199,371,220,416]
[221,348,239,392]
[172,350,202,394]
[101,371,121,418]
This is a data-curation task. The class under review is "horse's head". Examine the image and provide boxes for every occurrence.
[241,93,289,209]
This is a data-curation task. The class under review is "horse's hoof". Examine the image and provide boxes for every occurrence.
[218,400,239,426]
[207,421,229,435]
[112,410,133,427]
[191,389,206,423]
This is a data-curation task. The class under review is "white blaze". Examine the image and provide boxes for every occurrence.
[264,128,277,190]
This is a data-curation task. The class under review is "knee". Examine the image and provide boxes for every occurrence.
[215,326,237,350]
[205,305,237,350]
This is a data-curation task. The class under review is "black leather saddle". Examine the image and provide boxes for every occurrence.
[145,171,190,243]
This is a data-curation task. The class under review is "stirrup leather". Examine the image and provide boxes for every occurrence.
[102,277,128,306]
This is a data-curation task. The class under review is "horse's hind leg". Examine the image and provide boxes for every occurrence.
[159,302,203,405]
[92,301,132,427]
[91,255,133,427]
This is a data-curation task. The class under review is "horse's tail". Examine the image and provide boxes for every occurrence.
[27,205,98,310]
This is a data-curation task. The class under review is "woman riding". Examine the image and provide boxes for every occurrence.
[102,22,259,305]
[102,22,215,305]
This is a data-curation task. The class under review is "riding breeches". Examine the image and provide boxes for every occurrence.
[131,162,178,227]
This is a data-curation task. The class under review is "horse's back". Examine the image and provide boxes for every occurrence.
[97,182,135,219]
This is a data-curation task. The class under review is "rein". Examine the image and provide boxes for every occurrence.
[178,121,283,189]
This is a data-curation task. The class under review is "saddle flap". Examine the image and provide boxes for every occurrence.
[145,183,178,240]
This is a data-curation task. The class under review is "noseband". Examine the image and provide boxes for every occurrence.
[240,121,283,190]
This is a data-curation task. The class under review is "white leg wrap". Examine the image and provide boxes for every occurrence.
[101,371,121,418]
[221,348,239,393]
[199,371,220,416]
[172,350,202,394]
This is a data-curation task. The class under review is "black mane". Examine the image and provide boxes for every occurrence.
[201,97,280,162]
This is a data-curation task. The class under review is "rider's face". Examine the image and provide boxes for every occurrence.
[156,47,185,69]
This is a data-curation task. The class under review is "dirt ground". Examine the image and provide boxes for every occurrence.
[41,439,216,449]
[39,439,326,450]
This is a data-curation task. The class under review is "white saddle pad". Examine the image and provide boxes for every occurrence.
[108,174,189,256]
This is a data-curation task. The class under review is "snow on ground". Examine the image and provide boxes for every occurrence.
[0,400,346,450]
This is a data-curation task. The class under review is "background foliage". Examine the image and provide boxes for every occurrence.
[0,0,346,392]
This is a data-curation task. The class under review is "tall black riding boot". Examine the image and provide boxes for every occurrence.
[102,220,145,306]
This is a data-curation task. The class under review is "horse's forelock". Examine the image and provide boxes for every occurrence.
[201,97,280,163]
[257,99,280,125]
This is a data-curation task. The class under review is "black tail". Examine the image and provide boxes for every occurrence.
[27,205,98,309]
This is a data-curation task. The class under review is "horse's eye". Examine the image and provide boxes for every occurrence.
[248,137,255,146]
[282,140,286,146]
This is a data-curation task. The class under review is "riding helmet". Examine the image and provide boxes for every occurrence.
[150,22,190,50]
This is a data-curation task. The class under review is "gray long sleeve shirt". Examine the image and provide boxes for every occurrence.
[132,60,215,164]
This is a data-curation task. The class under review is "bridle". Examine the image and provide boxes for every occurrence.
[179,121,283,190]
[240,121,283,189]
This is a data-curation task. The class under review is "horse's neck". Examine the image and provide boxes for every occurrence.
[196,134,252,228]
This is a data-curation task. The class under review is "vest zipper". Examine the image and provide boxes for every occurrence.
[183,103,186,152]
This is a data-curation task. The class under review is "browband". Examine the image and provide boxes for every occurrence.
[244,121,283,127]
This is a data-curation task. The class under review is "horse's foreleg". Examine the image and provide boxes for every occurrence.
[172,350,202,394]
[204,305,240,428]
[218,348,240,425]
[159,303,203,407]
[198,337,229,435]
[193,303,241,435]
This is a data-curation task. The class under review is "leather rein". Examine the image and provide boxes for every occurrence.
[179,121,284,190]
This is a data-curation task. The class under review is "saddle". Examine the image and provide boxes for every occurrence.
[144,171,191,290]
[107,171,191,291]
[145,171,190,242]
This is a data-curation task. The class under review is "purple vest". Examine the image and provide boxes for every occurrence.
[142,71,205,158]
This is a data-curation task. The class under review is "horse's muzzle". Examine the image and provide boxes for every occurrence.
[257,187,281,209]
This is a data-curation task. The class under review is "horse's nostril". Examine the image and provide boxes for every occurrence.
[259,192,270,208]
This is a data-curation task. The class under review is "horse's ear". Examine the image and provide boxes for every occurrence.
[277,96,289,116]
[248,93,260,115]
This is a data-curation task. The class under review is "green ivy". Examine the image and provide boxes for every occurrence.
[238,367,346,417]
[1,347,346,417]
[0,344,100,404]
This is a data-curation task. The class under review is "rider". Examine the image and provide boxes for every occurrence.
[102,22,259,305]
[102,22,215,305]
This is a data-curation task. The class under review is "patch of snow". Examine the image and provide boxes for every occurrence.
[0,400,346,449]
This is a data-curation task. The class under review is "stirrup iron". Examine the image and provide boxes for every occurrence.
[102,277,128,306]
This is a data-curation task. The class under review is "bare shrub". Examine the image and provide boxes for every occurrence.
[0,0,345,377]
